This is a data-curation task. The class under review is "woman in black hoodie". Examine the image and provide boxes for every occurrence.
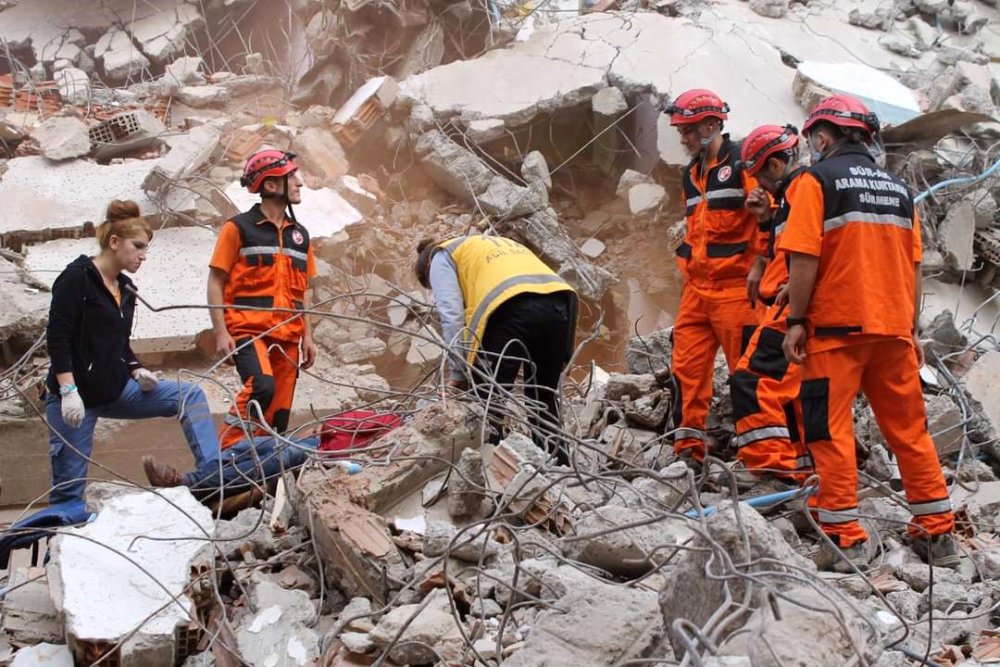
[45,200,220,504]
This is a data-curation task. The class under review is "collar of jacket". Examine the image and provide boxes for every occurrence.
[819,142,873,163]
[71,254,136,294]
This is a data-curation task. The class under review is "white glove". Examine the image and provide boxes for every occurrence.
[133,368,159,392]
[60,390,85,429]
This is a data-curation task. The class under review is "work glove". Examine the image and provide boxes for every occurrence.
[61,390,85,429]
[133,368,159,392]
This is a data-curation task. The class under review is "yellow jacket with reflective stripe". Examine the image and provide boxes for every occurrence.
[437,235,575,362]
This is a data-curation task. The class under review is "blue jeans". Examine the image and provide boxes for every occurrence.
[184,435,319,498]
[47,379,220,504]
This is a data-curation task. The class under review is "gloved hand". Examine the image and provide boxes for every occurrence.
[133,368,159,392]
[61,390,85,428]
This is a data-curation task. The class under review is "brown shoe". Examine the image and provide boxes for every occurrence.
[142,455,184,487]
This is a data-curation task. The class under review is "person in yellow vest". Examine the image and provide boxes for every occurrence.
[415,235,577,464]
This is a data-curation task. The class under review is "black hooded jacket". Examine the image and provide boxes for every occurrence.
[45,255,143,407]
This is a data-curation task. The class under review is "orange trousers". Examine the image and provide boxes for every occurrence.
[671,286,761,459]
[220,337,300,449]
[800,337,954,547]
[731,303,810,480]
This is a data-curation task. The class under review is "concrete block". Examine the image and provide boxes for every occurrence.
[32,117,91,161]
[47,487,214,667]
[628,183,666,216]
[1,567,62,645]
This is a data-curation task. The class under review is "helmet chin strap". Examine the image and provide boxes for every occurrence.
[261,173,298,224]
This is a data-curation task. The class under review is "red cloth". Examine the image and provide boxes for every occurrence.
[318,410,402,455]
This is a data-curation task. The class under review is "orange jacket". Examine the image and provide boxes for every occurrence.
[777,146,920,350]
[210,204,316,342]
[676,135,765,299]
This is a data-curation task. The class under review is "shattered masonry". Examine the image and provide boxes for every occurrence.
[1,0,1000,666]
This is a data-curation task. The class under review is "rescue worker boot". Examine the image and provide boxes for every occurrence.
[814,539,871,573]
[143,455,184,488]
[911,533,961,569]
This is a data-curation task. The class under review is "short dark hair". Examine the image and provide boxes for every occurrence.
[415,239,437,289]
[810,120,867,145]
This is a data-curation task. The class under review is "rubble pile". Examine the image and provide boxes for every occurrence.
[2,0,1000,665]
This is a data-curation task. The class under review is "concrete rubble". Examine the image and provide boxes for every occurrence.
[2,0,1000,665]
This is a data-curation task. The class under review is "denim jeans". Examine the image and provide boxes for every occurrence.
[47,379,220,503]
[184,435,320,499]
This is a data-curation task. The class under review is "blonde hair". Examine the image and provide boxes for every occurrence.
[96,200,153,250]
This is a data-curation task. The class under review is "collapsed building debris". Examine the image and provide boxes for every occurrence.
[2,0,1000,665]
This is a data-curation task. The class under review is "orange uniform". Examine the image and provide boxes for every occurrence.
[731,169,811,479]
[672,136,764,459]
[778,145,953,547]
[211,204,316,448]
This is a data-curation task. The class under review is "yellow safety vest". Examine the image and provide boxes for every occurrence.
[436,235,575,362]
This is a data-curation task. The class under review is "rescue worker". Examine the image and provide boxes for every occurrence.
[209,149,318,449]
[728,124,812,489]
[414,235,577,465]
[779,94,958,571]
[662,89,765,462]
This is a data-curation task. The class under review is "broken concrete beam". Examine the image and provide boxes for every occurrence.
[498,208,615,301]
[1,567,62,645]
[32,116,91,161]
[448,447,487,518]
[47,487,214,666]
[503,565,665,666]
[236,578,320,667]
[660,501,814,658]
[415,129,547,219]
[177,85,229,109]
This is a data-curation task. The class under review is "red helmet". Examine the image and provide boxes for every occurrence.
[802,94,880,141]
[741,124,799,176]
[663,88,730,126]
[241,149,299,193]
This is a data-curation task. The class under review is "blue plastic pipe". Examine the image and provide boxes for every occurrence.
[685,486,816,518]
[914,155,1000,203]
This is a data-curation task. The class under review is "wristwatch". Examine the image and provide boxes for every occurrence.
[785,317,809,328]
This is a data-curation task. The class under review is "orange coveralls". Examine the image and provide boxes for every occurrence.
[211,204,316,449]
[672,136,764,460]
[778,146,953,547]
[731,169,811,480]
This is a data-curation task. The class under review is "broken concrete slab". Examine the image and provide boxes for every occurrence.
[1,567,62,645]
[96,28,150,81]
[715,586,879,667]
[9,643,73,667]
[503,565,665,666]
[561,505,677,577]
[660,501,814,657]
[939,200,977,271]
[236,578,320,667]
[368,589,465,665]
[795,61,921,125]
[25,227,215,354]
[129,3,203,65]
[32,116,91,161]
[47,487,214,666]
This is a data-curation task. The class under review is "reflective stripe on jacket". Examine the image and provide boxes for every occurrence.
[222,205,312,342]
[676,135,763,296]
[778,145,920,343]
[436,235,576,363]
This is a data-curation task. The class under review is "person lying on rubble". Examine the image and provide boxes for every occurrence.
[142,431,321,512]
[723,124,813,493]
[45,199,220,505]
[208,149,318,451]
[779,94,959,572]
[142,410,399,512]
[414,235,577,465]
[659,89,765,467]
